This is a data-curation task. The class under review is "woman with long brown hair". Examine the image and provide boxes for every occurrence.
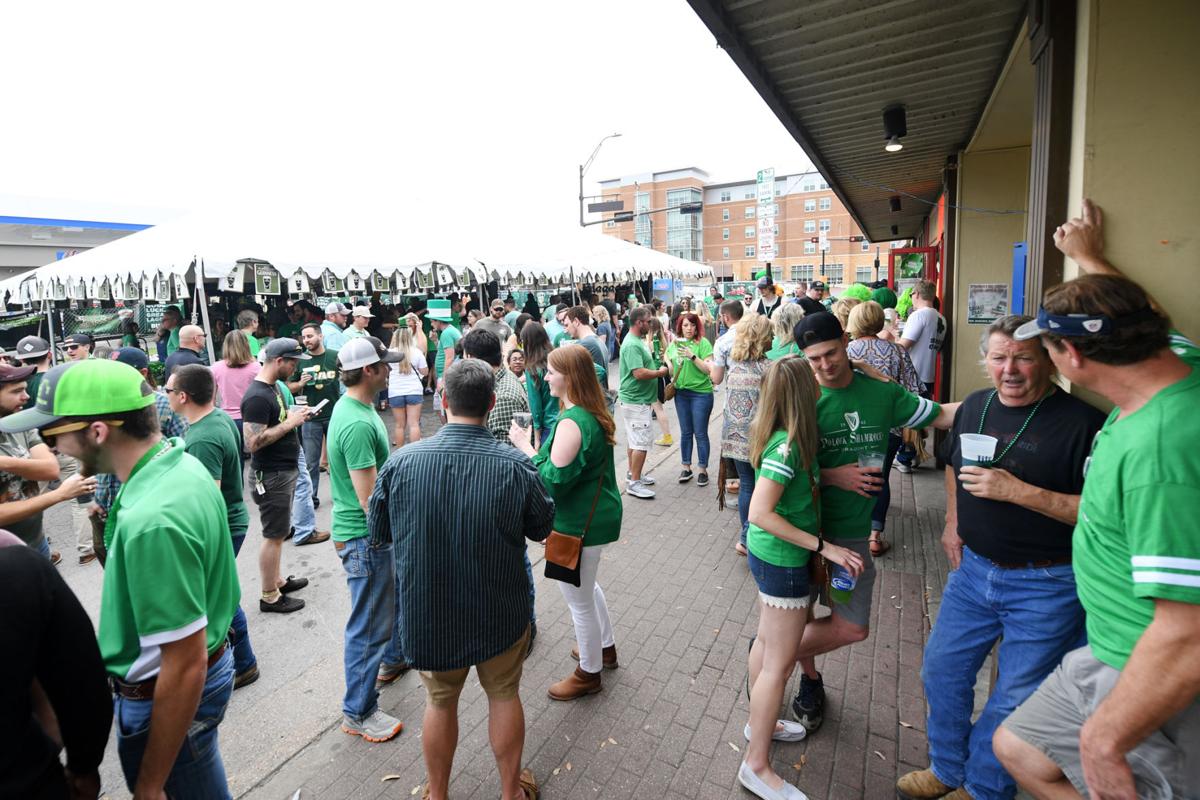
[509,346,622,701]
[211,329,259,460]
[521,320,557,445]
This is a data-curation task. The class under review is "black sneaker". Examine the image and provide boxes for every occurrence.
[234,664,260,689]
[790,672,825,733]
[260,594,305,613]
[696,472,709,487]
[678,469,694,483]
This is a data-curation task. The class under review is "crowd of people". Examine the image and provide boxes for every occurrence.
[0,201,1195,800]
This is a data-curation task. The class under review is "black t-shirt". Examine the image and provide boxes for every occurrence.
[941,387,1106,563]
[798,297,826,316]
[240,380,299,471]
[163,346,203,381]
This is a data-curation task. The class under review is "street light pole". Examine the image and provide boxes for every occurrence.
[579,133,622,227]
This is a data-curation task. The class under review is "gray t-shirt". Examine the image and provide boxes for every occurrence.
[575,334,608,377]
[0,429,47,547]
[474,317,513,345]
[902,307,947,384]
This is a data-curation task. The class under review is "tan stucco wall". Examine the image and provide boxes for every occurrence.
[950,147,1030,400]
[1064,0,1200,338]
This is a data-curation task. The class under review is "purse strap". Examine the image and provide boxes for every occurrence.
[582,472,605,536]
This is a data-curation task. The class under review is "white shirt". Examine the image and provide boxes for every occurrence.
[387,348,428,397]
[713,323,739,369]
[901,307,946,384]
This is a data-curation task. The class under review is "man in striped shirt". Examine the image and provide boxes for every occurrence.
[368,359,554,800]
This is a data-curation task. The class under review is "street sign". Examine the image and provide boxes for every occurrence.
[819,232,830,252]
[756,167,776,262]
[588,200,624,213]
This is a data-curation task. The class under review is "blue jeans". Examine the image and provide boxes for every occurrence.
[35,537,51,559]
[337,537,400,722]
[525,551,537,625]
[732,458,755,546]
[300,418,328,499]
[291,447,317,542]
[923,547,1087,800]
[115,648,234,800]
[674,389,714,469]
[228,534,258,674]
[871,432,904,531]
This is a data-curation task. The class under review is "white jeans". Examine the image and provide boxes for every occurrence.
[558,545,614,673]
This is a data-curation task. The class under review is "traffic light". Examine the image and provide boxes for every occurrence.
[847,235,864,242]
[678,201,703,215]
[613,211,634,223]
[809,237,820,243]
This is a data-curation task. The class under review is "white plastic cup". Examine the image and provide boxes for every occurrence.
[960,433,999,467]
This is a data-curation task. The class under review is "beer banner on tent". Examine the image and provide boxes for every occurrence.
[393,270,410,293]
[219,262,246,293]
[122,277,141,301]
[51,280,67,302]
[321,270,345,294]
[345,271,365,294]
[435,264,454,288]
[413,268,432,290]
[254,264,281,295]
[141,274,157,301]
[172,273,187,301]
[154,273,170,301]
[95,279,112,301]
[456,267,472,287]
[289,271,309,295]
[371,272,391,292]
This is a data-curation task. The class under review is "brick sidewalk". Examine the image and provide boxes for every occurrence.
[243,398,953,800]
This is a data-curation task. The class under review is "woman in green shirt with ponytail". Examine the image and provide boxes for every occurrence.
[665,312,715,485]
[510,345,622,703]
[520,321,557,446]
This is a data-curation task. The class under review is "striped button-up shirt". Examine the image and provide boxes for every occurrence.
[368,423,555,672]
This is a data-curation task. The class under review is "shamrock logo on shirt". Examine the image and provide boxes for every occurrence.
[775,441,790,460]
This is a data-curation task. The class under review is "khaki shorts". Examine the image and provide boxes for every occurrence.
[1002,645,1199,797]
[622,402,653,451]
[419,626,529,707]
[810,538,876,629]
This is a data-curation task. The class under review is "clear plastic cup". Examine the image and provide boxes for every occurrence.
[513,411,532,429]
[960,434,999,467]
[858,451,885,495]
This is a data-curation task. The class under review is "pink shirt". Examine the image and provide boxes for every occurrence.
[211,361,260,420]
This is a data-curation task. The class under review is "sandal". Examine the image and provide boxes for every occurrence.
[519,768,540,800]
[869,531,890,557]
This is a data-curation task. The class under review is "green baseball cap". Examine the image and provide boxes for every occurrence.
[428,298,452,322]
[0,359,155,434]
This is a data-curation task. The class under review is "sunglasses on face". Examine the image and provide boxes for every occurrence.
[39,418,124,448]
[65,344,83,351]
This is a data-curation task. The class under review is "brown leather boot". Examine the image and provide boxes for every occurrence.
[896,768,956,799]
[547,666,602,701]
[570,644,619,669]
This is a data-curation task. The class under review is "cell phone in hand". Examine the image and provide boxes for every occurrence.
[309,398,330,415]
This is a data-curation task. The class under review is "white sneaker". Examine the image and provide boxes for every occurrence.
[626,480,656,499]
[743,719,807,743]
[341,709,403,742]
[625,471,656,485]
[738,762,808,800]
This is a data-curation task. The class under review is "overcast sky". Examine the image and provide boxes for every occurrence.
[1,1,812,226]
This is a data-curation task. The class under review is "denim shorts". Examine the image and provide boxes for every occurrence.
[747,551,811,609]
[389,394,423,407]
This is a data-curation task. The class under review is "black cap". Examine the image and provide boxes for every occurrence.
[793,312,844,349]
[65,333,94,347]
[810,280,826,290]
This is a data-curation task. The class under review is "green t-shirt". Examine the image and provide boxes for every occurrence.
[246,334,261,358]
[533,405,622,546]
[434,324,462,377]
[1074,331,1200,669]
[98,439,240,681]
[766,341,801,361]
[747,430,820,568]
[552,330,572,348]
[328,395,390,542]
[665,337,714,393]
[184,409,249,537]
[619,335,658,405]
[23,371,42,410]
[817,372,940,539]
[526,368,559,432]
[291,348,341,423]
[166,327,180,357]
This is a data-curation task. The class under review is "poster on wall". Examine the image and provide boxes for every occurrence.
[967,283,1010,324]
[220,262,246,293]
[897,252,926,279]
[254,264,281,295]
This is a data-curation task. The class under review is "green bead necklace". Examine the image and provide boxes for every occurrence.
[976,388,1052,464]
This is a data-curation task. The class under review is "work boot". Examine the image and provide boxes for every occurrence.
[895,768,956,799]
[570,644,618,669]
[547,666,602,701]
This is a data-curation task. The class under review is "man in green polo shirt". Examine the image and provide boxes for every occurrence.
[328,336,405,743]
[0,358,240,799]
[429,298,461,391]
[786,312,958,734]
[994,200,1200,799]
[288,322,342,501]
[168,363,261,690]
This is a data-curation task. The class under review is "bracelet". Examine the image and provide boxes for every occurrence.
[815,536,824,553]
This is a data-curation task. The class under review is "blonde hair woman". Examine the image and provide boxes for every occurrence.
[766,303,806,361]
[831,297,862,334]
[740,357,864,800]
[210,330,259,459]
[719,314,774,556]
[388,324,429,446]
[645,316,673,446]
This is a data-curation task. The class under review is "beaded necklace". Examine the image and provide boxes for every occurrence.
[976,387,1052,464]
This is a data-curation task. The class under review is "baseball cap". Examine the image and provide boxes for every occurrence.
[324,301,351,316]
[1013,305,1160,341]
[337,336,401,370]
[113,347,150,371]
[810,280,826,290]
[0,363,36,383]
[14,336,50,360]
[428,298,452,322]
[490,299,505,310]
[64,333,94,347]
[351,305,374,318]
[0,359,155,434]
[757,275,773,289]
[793,312,844,349]
[261,337,311,361]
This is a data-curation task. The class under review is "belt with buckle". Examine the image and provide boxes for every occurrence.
[990,555,1072,570]
[110,642,228,700]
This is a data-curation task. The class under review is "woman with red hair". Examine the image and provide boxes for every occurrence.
[666,312,715,485]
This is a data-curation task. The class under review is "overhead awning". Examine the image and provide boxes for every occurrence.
[686,0,1026,243]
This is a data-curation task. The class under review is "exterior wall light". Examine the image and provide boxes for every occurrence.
[883,105,907,152]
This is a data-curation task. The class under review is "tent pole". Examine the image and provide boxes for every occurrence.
[194,261,217,364]
[570,266,578,305]
[44,298,59,366]
[477,273,485,316]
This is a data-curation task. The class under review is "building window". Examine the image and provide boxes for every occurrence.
[802,180,816,192]
[634,192,651,248]
[861,239,871,252]
[819,219,831,232]
[856,266,873,282]
[744,206,755,218]
[743,190,755,200]
[790,265,802,280]
[772,203,780,216]
[719,190,731,202]
[804,219,816,233]
[819,197,832,211]
[745,245,756,258]
[878,263,889,280]
[666,187,703,262]
[744,226,755,239]
[891,241,904,248]
[804,241,817,254]
[826,264,844,284]
[773,224,779,236]
[804,199,816,212]
[797,264,814,281]
[722,247,730,259]
[819,180,829,189]
[722,228,730,240]
[722,208,730,221]
[605,220,615,228]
